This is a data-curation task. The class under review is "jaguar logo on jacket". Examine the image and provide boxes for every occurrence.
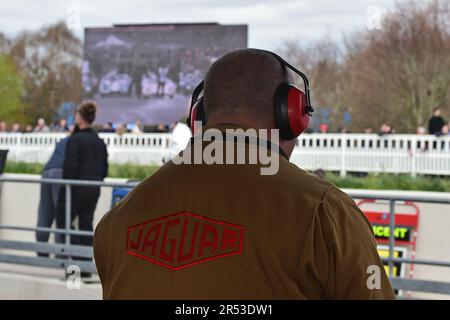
[126,212,245,270]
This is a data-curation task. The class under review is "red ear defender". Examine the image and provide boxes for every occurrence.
[187,51,313,139]
[274,83,310,140]
[287,86,309,136]
[189,101,198,130]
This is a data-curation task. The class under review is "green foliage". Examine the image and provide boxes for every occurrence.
[280,1,450,132]
[107,163,160,180]
[4,161,43,175]
[325,173,450,192]
[4,162,160,180]
[0,55,26,124]
[2,21,82,125]
[3,162,449,192]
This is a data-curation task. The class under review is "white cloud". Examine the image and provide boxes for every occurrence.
[0,0,425,50]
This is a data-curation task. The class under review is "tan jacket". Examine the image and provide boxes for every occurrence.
[94,124,395,300]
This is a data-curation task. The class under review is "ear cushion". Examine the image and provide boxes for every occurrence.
[274,83,309,140]
[189,97,206,133]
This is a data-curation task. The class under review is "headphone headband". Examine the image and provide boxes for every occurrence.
[187,50,314,130]
[191,80,204,106]
[262,50,313,115]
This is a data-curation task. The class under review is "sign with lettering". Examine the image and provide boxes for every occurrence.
[126,212,245,270]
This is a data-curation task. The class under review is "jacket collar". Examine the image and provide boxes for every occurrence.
[75,127,94,133]
[190,123,289,161]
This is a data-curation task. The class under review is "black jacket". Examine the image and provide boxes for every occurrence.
[63,128,108,181]
[428,116,445,135]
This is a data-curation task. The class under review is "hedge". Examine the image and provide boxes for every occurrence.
[4,162,159,180]
[325,172,450,192]
[3,162,450,192]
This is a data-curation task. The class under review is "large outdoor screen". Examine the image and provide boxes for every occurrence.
[83,23,248,126]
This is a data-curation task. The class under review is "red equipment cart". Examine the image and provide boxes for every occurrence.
[357,199,420,295]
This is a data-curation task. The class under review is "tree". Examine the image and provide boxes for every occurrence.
[0,54,26,124]
[279,37,345,130]
[342,0,450,132]
[0,32,11,55]
[280,0,450,133]
[9,21,82,123]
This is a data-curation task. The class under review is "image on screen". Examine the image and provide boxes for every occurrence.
[82,23,248,125]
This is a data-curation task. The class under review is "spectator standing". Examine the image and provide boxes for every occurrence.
[56,102,108,275]
[0,121,7,132]
[11,123,21,133]
[54,118,69,132]
[33,118,50,133]
[94,49,394,300]
[25,125,33,133]
[439,124,449,136]
[115,123,126,135]
[170,121,192,155]
[36,135,70,255]
[319,123,328,133]
[131,120,144,134]
[379,123,393,135]
[416,126,426,135]
[100,122,115,133]
[428,107,445,135]
[156,123,168,133]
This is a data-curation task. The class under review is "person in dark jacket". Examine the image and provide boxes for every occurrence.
[56,101,108,258]
[36,136,69,256]
[428,107,445,135]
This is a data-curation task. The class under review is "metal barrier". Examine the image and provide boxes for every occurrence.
[345,189,450,296]
[0,176,449,297]
[0,177,139,274]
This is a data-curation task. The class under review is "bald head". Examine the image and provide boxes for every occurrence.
[203,49,289,129]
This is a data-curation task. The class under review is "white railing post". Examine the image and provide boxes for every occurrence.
[411,135,417,178]
[340,134,347,177]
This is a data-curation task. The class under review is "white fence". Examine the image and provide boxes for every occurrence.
[291,134,450,176]
[0,133,172,166]
[1,133,449,176]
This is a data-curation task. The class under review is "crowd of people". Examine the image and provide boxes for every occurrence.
[0,117,178,135]
[0,107,448,137]
[307,107,449,136]
[426,107,449,136]
[0,118,70,134]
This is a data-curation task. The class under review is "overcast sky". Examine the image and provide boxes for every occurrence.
[0,0,422,50]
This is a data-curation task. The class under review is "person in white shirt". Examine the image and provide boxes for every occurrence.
[131,121,144,134]
[33,118,50,133]
[171,121,192,156]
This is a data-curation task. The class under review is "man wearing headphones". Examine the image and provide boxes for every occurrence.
[94,49,395,299]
